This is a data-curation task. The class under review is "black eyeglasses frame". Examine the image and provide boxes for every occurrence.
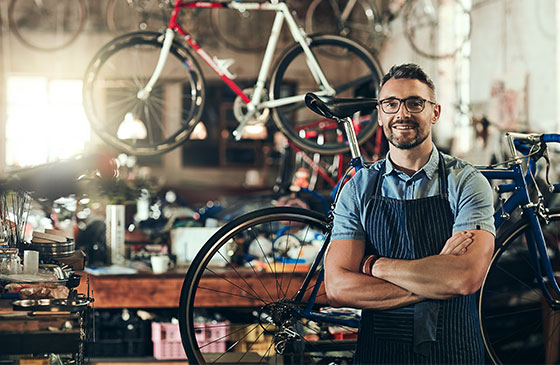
[378,97,437,114]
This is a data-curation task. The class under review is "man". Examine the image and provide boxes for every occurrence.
[325,63,495,364]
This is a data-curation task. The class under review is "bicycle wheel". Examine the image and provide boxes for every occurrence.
[210,7,280,53]
[83,31,205,156]
[479,208,560,364]
[8,0,86,52]
[106,0,168,34]
[305,0,377,48]
[179,207,358,364]
[403,0,471,59]
[270,35,383,155]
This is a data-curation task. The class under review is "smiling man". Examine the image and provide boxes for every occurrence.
[325,63,495,364]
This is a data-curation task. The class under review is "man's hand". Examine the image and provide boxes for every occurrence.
[439,231,474,256]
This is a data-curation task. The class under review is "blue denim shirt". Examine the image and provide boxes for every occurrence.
[331,145,496,242]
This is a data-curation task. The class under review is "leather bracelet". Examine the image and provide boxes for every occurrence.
[361,255,376,276]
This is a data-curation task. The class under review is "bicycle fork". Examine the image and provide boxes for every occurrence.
[136,28,175,100]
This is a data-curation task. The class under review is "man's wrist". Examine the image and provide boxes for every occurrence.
[371,257,386,278]
[360,255,378,276]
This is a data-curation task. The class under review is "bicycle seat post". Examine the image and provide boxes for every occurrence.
[340,116,362,161]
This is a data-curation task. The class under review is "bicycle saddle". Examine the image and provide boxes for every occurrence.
[305,93,378,119]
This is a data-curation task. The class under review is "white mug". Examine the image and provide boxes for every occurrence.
[23,250,39,275]
[150,255,172,274]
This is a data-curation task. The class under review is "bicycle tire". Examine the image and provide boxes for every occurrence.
[403,0,471,59]
[210,7,279,53]
[479,208,560,364]
[270,35,383,155]
[179,206,358,364]
[83,31,205,156]
[305,0,377,48]
[106,0,168,35]
[8,0,86,52]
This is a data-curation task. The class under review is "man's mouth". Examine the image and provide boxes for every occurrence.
[391,123,417,130]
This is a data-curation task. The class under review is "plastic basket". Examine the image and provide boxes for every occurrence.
[152,322,186,360]
[152,321,229,359]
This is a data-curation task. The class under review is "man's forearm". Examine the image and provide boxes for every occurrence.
[373,254,483,299]
[326,268,424,309]
[372,230,494,299]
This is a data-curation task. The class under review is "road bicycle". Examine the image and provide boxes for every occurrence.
[305,0,472,59]
[273,124,386,196]
[82,0,383,157]
[7,0,87,52]
[178,93,560,364]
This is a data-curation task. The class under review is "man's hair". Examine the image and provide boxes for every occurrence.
[380,63,436,98]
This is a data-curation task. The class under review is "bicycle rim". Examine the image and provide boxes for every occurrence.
[106,0,168,34]
[305,0,377,48]
[479,209,560,364]
[403,0,471,59]
[83,31,205,156]
[179,207,358,364]
[8,0,86,52]
[270,35,383,155]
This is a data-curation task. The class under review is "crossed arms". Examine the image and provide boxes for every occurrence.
[324,230,494,310]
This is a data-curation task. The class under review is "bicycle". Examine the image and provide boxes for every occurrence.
[105,0,169,35]
[82,0,383,157]
[305,0,472,59]
[8,0,87,52]
[178,93,560,364]
[273,124,386,195]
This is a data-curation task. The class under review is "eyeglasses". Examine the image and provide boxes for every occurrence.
[379,97,436,114]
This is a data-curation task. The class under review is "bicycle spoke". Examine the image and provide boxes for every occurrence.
[197,285,265,304]
[204,264,270,305]
[284,226,313,300]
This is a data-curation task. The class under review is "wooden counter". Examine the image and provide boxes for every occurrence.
[76,268,187,309]
[76,266,318,309]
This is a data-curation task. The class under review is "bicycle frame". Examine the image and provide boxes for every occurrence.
[138,0,335,138]
[481,161,560,306]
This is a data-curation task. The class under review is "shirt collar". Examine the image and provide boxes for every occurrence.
[383,143,440,180]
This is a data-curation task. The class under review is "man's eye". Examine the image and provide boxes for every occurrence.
[408,99,422,107]
[384,101,398,108]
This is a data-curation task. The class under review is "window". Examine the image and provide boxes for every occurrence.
[6,76,90,168]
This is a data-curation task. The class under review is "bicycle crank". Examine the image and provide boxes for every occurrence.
[233,88,270,126]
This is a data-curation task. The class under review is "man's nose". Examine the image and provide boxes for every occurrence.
[395,102,411,119]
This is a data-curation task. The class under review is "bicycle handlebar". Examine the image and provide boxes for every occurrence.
[505,132,560,194]
[543,133,560,143]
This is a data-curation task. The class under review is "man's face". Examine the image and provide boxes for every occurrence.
[377,78,440,150]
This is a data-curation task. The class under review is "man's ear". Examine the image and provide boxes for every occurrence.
[377,105,382,126]
[432,104,442,124]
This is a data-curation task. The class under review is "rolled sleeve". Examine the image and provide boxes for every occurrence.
[452,169,496,236]
[331,174,367,241]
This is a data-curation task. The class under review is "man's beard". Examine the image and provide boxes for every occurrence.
[384,121,429,150]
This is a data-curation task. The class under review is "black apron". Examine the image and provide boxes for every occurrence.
[353,154,484,364]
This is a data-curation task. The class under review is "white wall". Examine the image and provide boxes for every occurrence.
[469,0,556,132]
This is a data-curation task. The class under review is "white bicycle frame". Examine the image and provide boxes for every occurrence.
[136,0,336,140]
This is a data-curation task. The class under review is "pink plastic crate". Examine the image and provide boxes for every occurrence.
[201,321,229,353]
[151,321,229,359]
[152,322,187,360]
